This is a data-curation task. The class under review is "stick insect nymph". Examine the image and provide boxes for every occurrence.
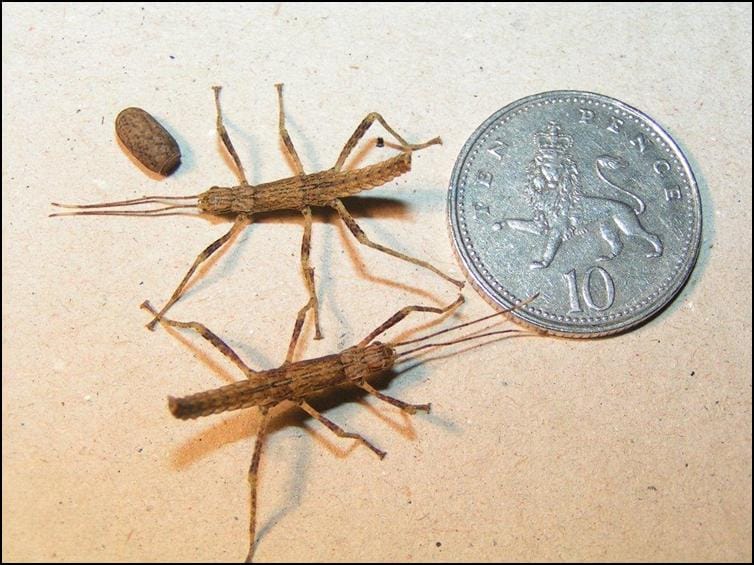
[51,84,464,338]
[142,294,533,562]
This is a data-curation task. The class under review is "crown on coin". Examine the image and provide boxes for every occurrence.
[536,121,573,152]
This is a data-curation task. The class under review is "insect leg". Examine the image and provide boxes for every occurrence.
[286,206,323,362]
[358,381,430,415]
[299,206,322,339]
[146,215,249,331]
[245,409,270,563]
[299,401,386,459]
[333,111,441,172]
[213,86,249,185]
[330,198,464,288]
[141,300,258,377]
[275,83,305,175]
[358,295,464,346]
[285,298,314,364]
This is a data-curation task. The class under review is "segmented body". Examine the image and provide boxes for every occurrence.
[169,343,396,419]
[198,152,412,215]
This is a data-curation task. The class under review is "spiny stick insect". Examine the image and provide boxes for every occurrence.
[141,294,531,562]
[51,85,464,339]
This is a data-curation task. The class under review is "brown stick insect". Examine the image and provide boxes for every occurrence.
[141,294,532,562]
[51,85,464,338]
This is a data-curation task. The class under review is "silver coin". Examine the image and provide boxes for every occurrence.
[448,91,702,336]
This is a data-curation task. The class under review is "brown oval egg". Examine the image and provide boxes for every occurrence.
[115,107,181,175]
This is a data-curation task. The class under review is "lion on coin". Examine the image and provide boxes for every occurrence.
[495,122,663,269]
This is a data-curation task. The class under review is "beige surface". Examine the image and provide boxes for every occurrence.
[2,3,751,562]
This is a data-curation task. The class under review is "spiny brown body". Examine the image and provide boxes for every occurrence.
[142,295,466,562]
[199,152,411,215]
[142,294,538,562]
[52,85,461,340]
[169,343,396,419]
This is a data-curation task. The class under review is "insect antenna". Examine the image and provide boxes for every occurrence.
[394,329,523,360]
[391,294,538,347]
[49,194,201,217]
[390,294,539,360]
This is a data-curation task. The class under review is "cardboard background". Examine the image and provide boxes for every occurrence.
[3,3,751,561]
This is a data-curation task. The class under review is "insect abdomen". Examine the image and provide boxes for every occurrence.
[168,355,348,420]
[168,378,278,419]
[322,152,412,200]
